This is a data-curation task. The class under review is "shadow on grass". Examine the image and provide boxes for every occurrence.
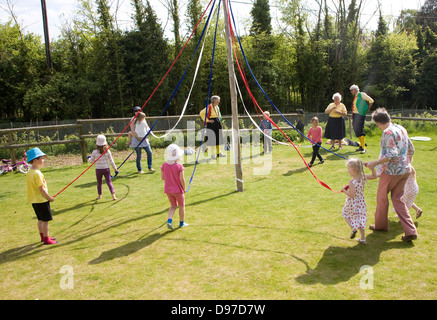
[52,183,131,217]
[52,199,98,216]
[324,150,356,161]
[0,208,168,266]
[283,166,311,176]
[295,220,415,285]
[188,191,236,207]
[166,237,312,272]
[0,243,42,265]
[88,223,171,264]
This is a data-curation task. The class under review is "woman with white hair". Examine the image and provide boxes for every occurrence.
[199,95,226,159]
[324,92,347,150]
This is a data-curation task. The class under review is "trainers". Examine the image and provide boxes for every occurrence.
[179,222,189,228]
[308,163,313,168]
[149,168,156,173]
[318,160,324,165]
[43,238,58,245]
[356,147,364,152]
[360,149,366,154]
[167,223,174,230]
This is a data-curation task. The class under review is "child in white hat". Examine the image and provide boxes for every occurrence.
[88,135,118,200]
[161,144,187,230]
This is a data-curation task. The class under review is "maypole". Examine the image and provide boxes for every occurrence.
[222,0,243,192]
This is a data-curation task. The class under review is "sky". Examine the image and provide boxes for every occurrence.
[0,0,425,41]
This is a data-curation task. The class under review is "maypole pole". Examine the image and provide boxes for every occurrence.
[222,0,243,192]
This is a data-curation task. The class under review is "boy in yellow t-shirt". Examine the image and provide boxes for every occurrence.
[26,148,58,245]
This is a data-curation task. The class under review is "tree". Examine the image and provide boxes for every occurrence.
[250,0,273,35]
[396,9,418,33]
[247,0,277,109]
[0,21,46,121]
[121,0,170,116]
[367,13,418,110]
[416,0,437,33]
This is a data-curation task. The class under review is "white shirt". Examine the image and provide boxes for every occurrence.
[135,120,149,138]
[88,149,117,170]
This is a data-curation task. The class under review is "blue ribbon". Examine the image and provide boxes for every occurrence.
[228,0,348,161]
[185,0,221,193]
[112,0,218,178]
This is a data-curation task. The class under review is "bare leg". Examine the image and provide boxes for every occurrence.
[168,206,177,220]
[359,228,366,241]
[412,203,423,218]
[179,206,185,222]
[344,217,353,229]
[38,221,49,237]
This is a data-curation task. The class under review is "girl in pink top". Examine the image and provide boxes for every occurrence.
[161,144,187,230]
[307,117,324,168]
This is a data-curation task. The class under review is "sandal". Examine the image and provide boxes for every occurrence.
[416,210,423,219]
[356,238,367,245]
[350,229,357,239]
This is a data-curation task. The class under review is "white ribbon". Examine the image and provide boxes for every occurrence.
[150,11,214,139]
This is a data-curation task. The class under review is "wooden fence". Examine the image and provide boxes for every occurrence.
[1,113,435,167]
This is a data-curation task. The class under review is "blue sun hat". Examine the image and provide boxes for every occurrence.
[27,147,46,163]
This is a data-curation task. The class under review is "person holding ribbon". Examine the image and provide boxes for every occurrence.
[199,95,226,159]
[365,108,417,242]
[350,85,374,154]
[128,106,155,174]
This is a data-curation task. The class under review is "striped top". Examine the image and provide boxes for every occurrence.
[88,149,117,170]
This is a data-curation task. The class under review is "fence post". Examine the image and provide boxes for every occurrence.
[7,132,17,169]
[78,124,87,164]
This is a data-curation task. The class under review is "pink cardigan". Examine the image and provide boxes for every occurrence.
[308,126,323,145]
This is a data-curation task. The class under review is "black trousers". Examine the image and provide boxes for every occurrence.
[310,144,323,164]
[352,113,366,137]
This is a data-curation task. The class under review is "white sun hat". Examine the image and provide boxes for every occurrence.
[96,134,107,146]
[166,144,184,161]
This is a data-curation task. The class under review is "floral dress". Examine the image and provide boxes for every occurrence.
[402,170,419,209]
[342,179,367,231]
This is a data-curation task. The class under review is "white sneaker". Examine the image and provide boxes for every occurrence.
[167,223,174,230]
[179,222,189,228]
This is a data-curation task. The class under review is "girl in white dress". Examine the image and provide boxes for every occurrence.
[341,158,369,244]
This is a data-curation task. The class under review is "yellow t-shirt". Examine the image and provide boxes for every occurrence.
[27,169,48,204]
[199,105,221,122]
[326,103,347,118]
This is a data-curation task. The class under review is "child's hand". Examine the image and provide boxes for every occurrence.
[48,196,55,202]
[341,185,349,193]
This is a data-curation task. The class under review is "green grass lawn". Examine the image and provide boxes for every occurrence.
[0,132,436,300]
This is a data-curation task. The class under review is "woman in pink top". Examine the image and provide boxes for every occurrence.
[161,144,188,230]
[307,117,324,168]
